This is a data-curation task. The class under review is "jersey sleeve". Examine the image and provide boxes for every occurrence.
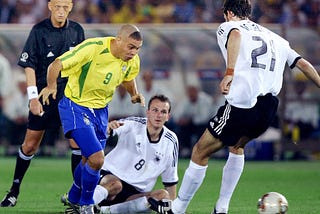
[113,118,133,136]
[161,131,179,184]
[161,156,179,184]
[18,27,38,69]
[216,21,239,63]
[271,32,301,69]
[216,21,239,50]
[286,47,300,69]
[59,38,99,77]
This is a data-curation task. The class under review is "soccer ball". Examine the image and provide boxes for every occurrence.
[257,192,288,214]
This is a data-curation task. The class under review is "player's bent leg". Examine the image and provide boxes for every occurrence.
[191,129,224,165]
[214,138,247,213]
[22,129,45,155]
[100,196,151,213]
[163,131,221,213]
[94,173,123,205]
[87,150,104,171]
[214,151,244,214]
[147,189,170,201]
[77,152,103,213]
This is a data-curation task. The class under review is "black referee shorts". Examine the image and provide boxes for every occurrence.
[207,93,279,146]
[27,103,61,130]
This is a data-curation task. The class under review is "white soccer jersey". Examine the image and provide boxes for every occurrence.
[217,20,300,108]
[102,117,179,192]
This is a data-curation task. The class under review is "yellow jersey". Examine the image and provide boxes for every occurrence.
[58,37,140,108]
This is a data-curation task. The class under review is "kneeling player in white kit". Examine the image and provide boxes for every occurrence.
[93,94,179,213]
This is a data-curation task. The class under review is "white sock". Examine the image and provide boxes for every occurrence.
[215,152,244,213]
[93,185,109,204]
[172,161,207,213]
[101,196,150,213]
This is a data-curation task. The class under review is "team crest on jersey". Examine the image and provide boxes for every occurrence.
[135,141,142,152]
[154,151,163,162]
[20,52,28,62]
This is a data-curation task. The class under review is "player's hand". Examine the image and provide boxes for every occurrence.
[38,86,57,105]
[107,120,124,134]
[131,93,145,107]
[29,98,44,116]
[219,75,233,95]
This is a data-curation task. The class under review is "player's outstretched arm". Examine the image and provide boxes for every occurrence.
[122,80,145,107]
[296,58,320,87]
[107,120,124,135]
[38,58,62,105]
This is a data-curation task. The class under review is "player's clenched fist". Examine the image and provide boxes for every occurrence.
[131,93,145,107]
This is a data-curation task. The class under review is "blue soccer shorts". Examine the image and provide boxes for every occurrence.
[58,96,108,158]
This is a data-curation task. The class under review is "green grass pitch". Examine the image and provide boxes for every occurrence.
[0,157,319,213]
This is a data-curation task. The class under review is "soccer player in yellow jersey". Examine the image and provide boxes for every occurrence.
[39,24,145,214]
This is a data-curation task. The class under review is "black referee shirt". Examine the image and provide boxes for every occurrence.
[18,18,85,90]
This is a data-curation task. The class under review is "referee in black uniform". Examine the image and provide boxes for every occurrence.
[0,0,85,207]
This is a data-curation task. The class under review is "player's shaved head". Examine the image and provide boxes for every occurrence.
[112,24,143,61]
[117,24,142,41]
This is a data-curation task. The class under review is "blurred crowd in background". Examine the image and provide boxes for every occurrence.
[0,0,320,159]
[0,0,319,32]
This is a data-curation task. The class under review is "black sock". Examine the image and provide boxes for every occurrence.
[71,148,82,178]
[11,148,33,195]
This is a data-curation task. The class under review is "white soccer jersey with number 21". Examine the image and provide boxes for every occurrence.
[217,20,300,108]
[102,117,179,192]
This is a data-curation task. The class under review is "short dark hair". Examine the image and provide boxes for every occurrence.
[148,94,171,113]
[129,31,143,41]
[223,0,251,19]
